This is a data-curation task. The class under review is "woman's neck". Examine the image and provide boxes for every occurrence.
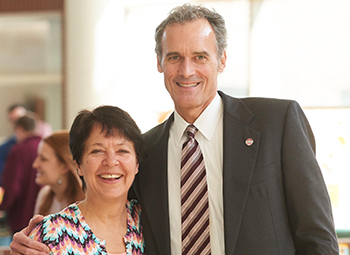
[78,196,128,253]
[78,196,128,231]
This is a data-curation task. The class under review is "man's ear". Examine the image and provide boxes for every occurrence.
[157,55,164,73]
[218,50,227,73]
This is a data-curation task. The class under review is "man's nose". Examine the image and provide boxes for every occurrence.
[179,58,195,78]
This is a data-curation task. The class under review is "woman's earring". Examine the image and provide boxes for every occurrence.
[58,178,63,185]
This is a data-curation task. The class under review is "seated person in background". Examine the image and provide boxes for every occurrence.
[0,115,41,234]
[29,106,145,254]
[33,131,85,216]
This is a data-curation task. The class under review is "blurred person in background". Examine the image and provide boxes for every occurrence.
[0,104,52,183]
[0,104,27,182]
[0,115,41,234]
[33,131,85,216]
[31,111,52,140]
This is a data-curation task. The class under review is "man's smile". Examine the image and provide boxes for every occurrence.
[176,82,199,87]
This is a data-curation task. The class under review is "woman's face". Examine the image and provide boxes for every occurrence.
[77,124,139,202]
[33,141,67,186]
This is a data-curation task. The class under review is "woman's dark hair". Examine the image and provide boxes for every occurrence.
[69,105,144,192]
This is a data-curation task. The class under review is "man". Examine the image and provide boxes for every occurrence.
[9,4,338,255]
[0,115,41,234]
[0,104,27,183]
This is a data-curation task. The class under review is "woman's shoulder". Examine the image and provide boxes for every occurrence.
[127,199,141,218]
[29,203,107,254]
[127,199,141,210]
[30,203,107,255]
[125,199,145,254]
[29,204,81,240]
[34,185,51,214]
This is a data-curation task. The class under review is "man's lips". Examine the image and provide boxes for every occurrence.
[176,82,199,87]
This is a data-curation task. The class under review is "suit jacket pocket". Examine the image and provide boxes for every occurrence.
[251,162,276,185]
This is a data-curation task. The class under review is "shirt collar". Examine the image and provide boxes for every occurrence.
[173,93,223,146]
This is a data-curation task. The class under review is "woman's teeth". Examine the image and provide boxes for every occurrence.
[100,174,121,179]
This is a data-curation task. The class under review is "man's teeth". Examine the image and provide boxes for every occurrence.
[178,83,198,87]
[100,174,121,179]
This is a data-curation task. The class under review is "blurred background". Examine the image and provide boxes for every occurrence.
[0,0,349,253]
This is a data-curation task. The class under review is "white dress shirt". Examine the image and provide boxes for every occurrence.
[168,94,225,255]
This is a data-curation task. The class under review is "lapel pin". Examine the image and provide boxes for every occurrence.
[245,138,254,146]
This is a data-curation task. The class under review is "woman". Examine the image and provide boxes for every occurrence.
[33,131,85,216]
[29,106,145,255]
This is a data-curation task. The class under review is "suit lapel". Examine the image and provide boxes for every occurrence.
[138,115,174,254]
[219,92,261,254]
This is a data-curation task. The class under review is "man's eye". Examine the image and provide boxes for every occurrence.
[169,56,179,60]
[196,55,205,60]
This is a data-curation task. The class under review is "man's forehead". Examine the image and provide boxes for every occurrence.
[163,19,212,35]
[160,21,216,54]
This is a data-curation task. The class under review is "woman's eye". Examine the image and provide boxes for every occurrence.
[91,149,102,154]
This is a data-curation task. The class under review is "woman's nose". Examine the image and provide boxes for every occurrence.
[32,157,39,168]
[103,151,119,166]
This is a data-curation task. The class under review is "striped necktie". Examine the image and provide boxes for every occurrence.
[181,125,211,255]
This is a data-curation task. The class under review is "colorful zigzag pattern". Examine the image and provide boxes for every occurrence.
[29,200,145,255]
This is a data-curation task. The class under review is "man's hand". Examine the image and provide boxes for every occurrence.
[10,215,50,255]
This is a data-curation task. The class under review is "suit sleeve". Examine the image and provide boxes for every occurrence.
[281,101,339,254]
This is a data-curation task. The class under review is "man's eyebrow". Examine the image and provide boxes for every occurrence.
[165,52,180,58]
[194,51,210,56]
[165,51,210,58]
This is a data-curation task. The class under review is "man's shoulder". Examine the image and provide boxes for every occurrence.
[10,135,41,154]
[220,91,294,107]
[143,114,173,146]
[220,92,298,115]
[0,136,16,151]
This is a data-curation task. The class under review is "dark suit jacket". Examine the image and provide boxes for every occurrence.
[130,91,339,254]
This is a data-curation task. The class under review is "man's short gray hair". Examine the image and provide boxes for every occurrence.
[155,3,227,62]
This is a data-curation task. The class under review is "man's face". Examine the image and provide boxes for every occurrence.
[157,18,226,122]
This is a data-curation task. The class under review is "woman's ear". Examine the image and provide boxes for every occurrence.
[75,161,83,176]
[135,163,139,174]
[59,162,70,174]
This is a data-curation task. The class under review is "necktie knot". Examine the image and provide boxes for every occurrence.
[186,125,197,139]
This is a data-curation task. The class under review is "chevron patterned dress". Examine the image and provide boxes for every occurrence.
[29,200,145,255]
